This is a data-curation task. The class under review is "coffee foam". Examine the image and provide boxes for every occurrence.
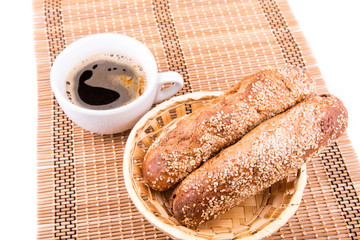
[65,52,146,110]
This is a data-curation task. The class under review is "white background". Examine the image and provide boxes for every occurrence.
[0,0,359,239]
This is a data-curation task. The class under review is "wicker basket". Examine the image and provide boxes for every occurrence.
[123,92,307,240]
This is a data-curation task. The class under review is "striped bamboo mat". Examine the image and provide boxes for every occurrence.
[34,0,360,239]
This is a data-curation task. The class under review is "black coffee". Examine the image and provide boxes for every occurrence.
[65,52,145,110]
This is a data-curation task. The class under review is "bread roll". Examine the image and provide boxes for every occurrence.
[143,66,315,191]
[169,94,348,228]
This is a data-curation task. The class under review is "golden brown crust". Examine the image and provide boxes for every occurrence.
[142,66,316,191]
[170,94,348,228]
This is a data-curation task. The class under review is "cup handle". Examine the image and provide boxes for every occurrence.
[153,71,184,104]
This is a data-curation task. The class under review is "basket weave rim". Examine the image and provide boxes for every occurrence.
[123,91,307,240]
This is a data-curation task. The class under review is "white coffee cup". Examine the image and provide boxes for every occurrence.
[50,33,183,134]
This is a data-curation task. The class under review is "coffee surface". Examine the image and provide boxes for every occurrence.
[65,52,145,110]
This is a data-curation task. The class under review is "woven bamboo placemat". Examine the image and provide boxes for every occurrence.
[34,0,360,239]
